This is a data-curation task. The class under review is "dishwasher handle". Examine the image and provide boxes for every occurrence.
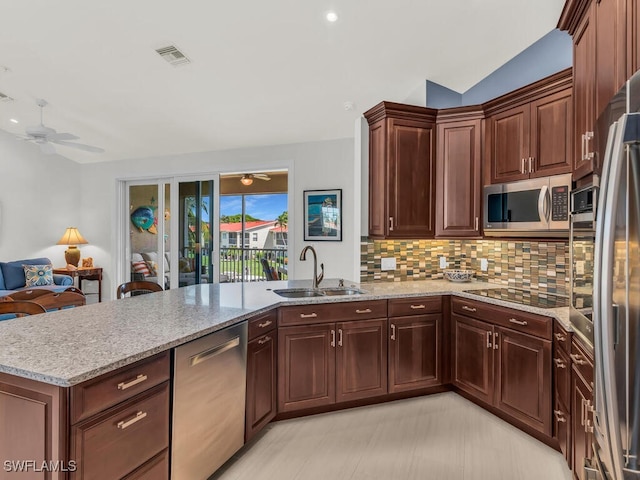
[190,336,240,367]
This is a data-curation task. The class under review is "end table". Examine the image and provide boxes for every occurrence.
[53,267,103,302]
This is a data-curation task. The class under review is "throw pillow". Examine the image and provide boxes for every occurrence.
[178,258,192,273]
[132,260,151,277]
[23,264,54,287]
[146,260,159,276]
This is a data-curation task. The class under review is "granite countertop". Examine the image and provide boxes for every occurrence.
[0,278,570,387]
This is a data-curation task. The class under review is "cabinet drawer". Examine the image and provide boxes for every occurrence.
[553,321,572,354]
[388,296,441,317]
[571,337,594,386]
[452,297,552,340]
[123,449,168,480]
[71,382,170,480]
[248,310,277,340]
[71,351,170,424]
[279,300,387,326]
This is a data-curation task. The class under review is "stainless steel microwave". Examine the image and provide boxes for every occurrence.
[483,173,572,236]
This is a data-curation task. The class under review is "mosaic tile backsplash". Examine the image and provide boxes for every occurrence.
[360,239,569,296]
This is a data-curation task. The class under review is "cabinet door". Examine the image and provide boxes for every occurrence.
[336,318,388,403]
[436,119,482,237]
[368,118,387,237]
[571,367,594,480]
[246,333,277,442]
[596,0,627,117]
[529,90,573,178]
[389,314,441,393]
[495,327,552,436]
[573,3,597,179]
[387,118,436,237]
[452,314,494,405]
[489,104,530,183]
[278,324,335,412]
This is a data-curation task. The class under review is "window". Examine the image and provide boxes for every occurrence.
[252,233,258,242]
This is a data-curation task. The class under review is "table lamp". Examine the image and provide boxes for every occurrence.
[57,227,88,267]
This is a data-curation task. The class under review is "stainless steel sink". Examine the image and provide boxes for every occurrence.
[272,288,325,298]
[319,287,366,296]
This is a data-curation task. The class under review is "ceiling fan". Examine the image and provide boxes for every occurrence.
[17,99,105,155]
[231,173,271,186]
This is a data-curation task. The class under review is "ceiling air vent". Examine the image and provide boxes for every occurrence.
[155,45,191,67]
[0,91,13,102]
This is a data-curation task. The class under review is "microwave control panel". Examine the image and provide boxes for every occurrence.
[551,186,569,221]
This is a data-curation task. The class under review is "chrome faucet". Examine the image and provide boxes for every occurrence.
[299,246,324,288]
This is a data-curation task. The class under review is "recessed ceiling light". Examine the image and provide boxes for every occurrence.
[326,11,338,22]
[9,118,18,124]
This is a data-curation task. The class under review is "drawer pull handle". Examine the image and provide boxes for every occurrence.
[117,374,148,390]
[258,320,273,328]
[509,318,528,326]
[570,353,587,365]
[300,313,318,319]
[356,308,372,314]
[410,304,426,309]
[117,411,147,430]
[331,329,336,348]
[462,305,477,312]
[258,335,271,345]
[554,410,567,423]
[553,358,566,369]
[391,324,396,341]
[554,333,566,342]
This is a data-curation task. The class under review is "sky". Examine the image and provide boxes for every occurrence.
[220,194,288,221]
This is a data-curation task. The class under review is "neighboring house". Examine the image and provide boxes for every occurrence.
[220,221,278,249]
[264,226,288,250]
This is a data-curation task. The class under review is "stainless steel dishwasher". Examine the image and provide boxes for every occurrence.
[171,322,247,479]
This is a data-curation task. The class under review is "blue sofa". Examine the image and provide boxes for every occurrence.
[0,257,73,298]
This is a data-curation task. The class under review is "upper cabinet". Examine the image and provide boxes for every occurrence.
[484,69,573,184]
[435,108,483,238]
[364,102,437,239]
[559,0,629,180]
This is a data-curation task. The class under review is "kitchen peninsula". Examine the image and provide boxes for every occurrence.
[0,279,572,479]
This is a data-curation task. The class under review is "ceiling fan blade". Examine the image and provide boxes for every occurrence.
[51,140,105,153]
[47,132,79,141]
[254,174,271,181]
[39,142,56,155]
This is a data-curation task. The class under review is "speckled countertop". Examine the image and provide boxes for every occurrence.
[0,278,570,387]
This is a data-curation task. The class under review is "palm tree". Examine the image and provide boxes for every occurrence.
[275,211,288,247]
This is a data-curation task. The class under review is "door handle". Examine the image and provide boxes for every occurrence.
[529,157,534,173]
[486,331,492,349]
[521,158,526,174]
[570,353,587,365]
[391,323,396,341]
[553,358,567,369]
[331,329,336,348]
[389,217,394,231]
[338,328,343,347]
[493,332,498,349]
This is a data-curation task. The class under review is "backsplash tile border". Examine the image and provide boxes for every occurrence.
[360,238,569,296]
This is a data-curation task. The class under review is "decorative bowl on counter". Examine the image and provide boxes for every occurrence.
[443,269,474,282]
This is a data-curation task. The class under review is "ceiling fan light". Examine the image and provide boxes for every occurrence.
[240,174,253,186]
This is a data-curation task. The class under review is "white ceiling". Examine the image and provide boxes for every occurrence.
[0,0,565,164]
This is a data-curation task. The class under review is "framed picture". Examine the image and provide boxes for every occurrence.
[303,189,342,241]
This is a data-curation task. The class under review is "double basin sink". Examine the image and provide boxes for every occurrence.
[273,287,366,298]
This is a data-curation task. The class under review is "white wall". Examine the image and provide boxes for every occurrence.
[78,138,357,299]
[0,129,81,264]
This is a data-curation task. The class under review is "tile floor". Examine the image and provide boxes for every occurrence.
[213,392,573,480]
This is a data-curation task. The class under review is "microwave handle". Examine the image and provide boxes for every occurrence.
[538,185,550,223]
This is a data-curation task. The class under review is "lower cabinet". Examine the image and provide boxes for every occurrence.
[246,311,277,442]
[571,338,594,480]
[553,321,572,465]
[278,317,388,412]
[451,298,552,436]
[388,296,443,393]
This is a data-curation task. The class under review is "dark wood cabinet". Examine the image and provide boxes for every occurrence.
[485,70,573,184]
[336,318,388,403]
[246,311,277,442]
[495,327,552,436]
[364,102,437,239]
[435,110,482,237]
[278,302,388,413]
[388,296,443,393]
[278,323,336,412]
[451,297,553,436]
[570,338,594,480]
[452,313,494,405]
[553,321,573,465]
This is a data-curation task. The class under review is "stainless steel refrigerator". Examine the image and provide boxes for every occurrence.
[592,70,640,479]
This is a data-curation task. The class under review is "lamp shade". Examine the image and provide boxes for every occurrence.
[56,227,88,267]
[57,227,88,246]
